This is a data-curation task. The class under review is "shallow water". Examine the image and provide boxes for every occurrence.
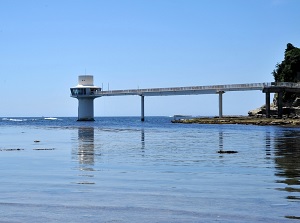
[0,117,299,222]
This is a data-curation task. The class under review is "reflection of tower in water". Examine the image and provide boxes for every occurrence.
[71,127,97,185]
[77,127,95,166]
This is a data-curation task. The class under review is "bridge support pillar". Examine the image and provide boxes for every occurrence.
[265,92,270,118]
[218,91,224,118]
[141,95,145,122]
[277,91,283,118]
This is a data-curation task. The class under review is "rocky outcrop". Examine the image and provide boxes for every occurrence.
[171,116,300,126]
[248,97,300,118]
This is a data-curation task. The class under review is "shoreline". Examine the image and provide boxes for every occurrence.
[171,116,300,126]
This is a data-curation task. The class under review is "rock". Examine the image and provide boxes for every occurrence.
[34,140,40,143]
[249,96,300,118]
[292,97,300,107]
[0,148,24,151]
[217,150,238,154]
[172,116,300,126]
[248,107,263,116]
[33,148,55,151]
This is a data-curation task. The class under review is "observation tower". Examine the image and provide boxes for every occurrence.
[70,75,101,121]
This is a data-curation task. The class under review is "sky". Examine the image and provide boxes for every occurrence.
[0,0,300,117]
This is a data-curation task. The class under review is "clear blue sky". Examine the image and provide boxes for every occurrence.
[1,0,299,117]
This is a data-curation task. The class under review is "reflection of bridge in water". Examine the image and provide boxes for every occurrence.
[70,124,300,211]
[73,127,146,169]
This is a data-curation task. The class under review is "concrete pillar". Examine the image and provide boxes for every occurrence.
[265,92,270,118]
[78,98,95,121]
[218,91,224,118]
[277,91,283,118]
[141,95,145,122]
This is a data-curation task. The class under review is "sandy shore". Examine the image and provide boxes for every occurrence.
[171,116,300,126]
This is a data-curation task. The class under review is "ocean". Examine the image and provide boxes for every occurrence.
[0,116,299,222]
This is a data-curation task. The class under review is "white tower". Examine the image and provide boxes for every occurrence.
[70,75,101,121]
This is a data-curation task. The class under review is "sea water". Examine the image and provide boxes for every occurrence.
[0,117,299,222]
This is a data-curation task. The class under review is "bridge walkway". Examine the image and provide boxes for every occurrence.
[72,82,300,121]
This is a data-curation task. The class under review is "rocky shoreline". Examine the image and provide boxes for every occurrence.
[171,116,300,126]
[172,96,300,126]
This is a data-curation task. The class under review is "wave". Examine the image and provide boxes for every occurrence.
[1,117,62,122]
[2,118,26,122]
[44,117,58,120]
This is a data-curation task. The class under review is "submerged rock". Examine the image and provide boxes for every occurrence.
[33,148,55,151]
[0,148,24,151]
[217,150,238,154]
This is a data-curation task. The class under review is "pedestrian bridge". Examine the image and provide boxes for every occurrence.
[99,82,300,120]
[99,83,268,96]
[71,80,300,121]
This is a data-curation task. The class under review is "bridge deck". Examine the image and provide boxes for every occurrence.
[98,83,271,97]
[70,81,300,120]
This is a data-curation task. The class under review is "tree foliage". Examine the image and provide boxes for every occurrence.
[273,43,300,82]
[272,43,300,102]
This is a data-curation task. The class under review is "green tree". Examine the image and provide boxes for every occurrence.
[272,43,300,102]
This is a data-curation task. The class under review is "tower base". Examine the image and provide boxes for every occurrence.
[78,98,95,121]
[77,118,95,121]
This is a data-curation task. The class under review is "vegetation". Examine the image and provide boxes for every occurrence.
[272,43,300,102]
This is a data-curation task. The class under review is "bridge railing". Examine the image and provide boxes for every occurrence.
[272,82,300,88]
[98,82,271,95]
[87,82,300,96]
